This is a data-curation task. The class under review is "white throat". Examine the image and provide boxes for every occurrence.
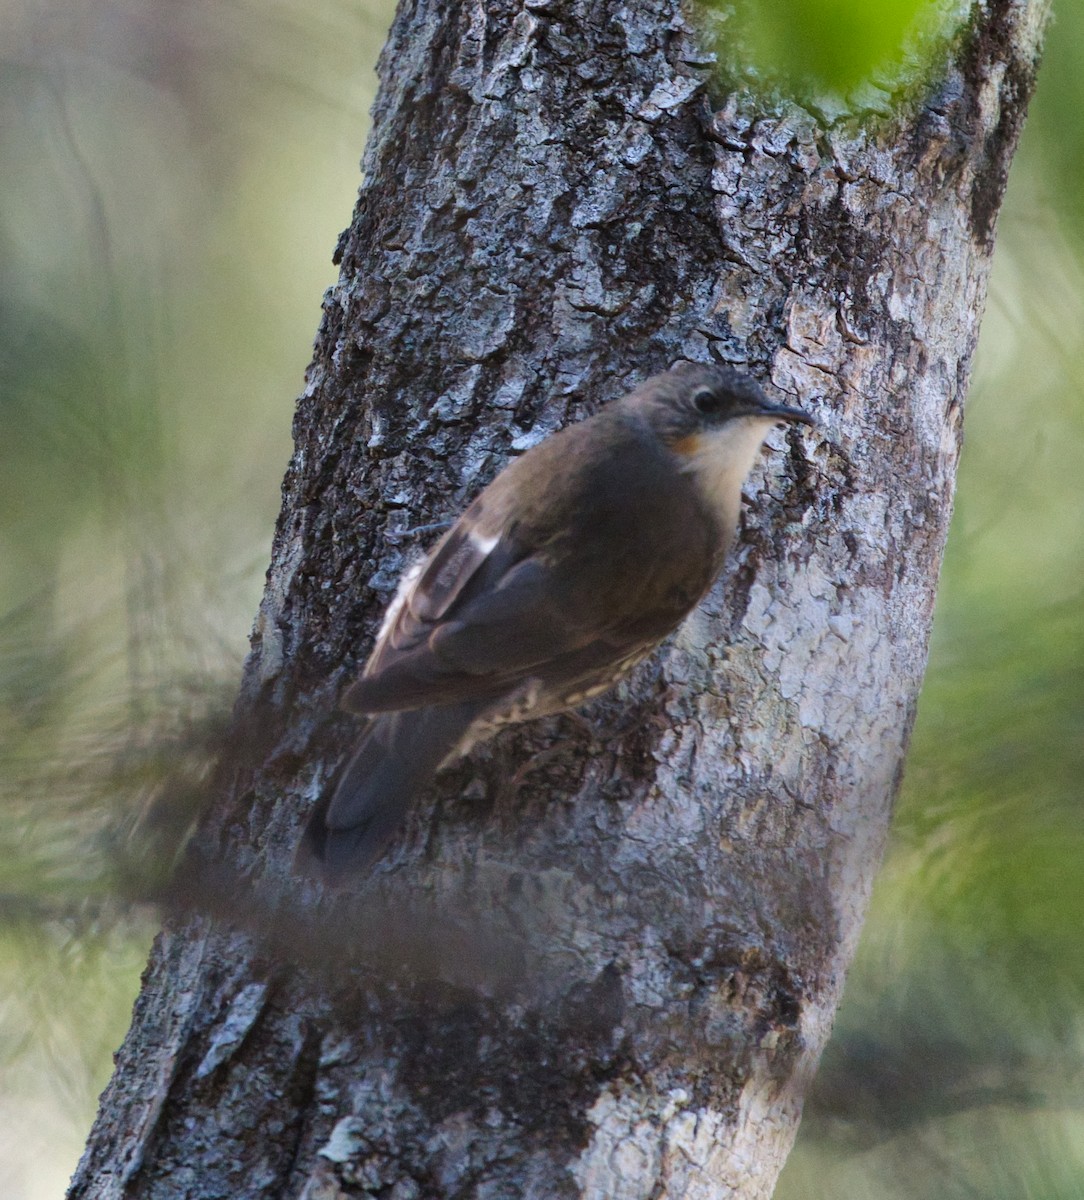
[679,416,780,527]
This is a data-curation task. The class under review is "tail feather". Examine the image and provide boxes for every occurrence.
[297,704,481,885]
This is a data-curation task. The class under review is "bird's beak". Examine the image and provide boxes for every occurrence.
[753,397,817,428]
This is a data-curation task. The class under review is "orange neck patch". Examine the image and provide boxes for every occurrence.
[670,434,702,456]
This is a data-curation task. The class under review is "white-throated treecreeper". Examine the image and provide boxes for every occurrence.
[299,362,815,883]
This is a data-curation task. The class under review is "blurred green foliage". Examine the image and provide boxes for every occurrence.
[697,0,963,109]
[0,2,395,1193]
[778,4,1084,1192]
[0,1,1081,1198]
[1027,1,1084,243]
[0,917,147,1200]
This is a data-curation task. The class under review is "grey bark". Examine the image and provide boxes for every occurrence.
[70,1,1047,1198]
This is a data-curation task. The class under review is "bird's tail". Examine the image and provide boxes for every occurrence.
[297,703,482,885]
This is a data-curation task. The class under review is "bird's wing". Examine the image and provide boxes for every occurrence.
[344,421,717,716]
[343,516,697,715]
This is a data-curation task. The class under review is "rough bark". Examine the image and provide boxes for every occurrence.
[70,1,1048,1198]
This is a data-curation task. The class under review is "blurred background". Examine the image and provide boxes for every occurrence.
[0,1,1079,1196]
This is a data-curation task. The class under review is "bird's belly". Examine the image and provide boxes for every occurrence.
[441,644,653,764]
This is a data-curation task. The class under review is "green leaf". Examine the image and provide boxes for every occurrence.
[697,0,958,105]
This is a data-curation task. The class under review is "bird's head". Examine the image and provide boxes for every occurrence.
[626,362,815,450]
[620,362,816,516]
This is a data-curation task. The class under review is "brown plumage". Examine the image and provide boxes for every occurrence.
[299,363,814,883]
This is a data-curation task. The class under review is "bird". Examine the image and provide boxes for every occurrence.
[299,362,815,883]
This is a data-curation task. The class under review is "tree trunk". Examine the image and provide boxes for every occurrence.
[70,1,1047,1197]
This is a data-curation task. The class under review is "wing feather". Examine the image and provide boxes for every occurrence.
[343,414,721,716]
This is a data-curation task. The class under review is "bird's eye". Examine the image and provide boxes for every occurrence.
[692,386,724,415]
